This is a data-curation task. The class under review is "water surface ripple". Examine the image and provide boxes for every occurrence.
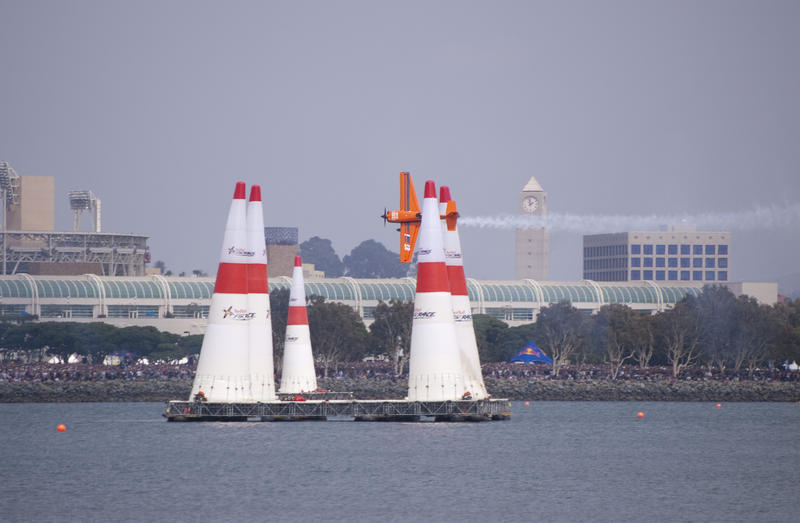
[1,402,797,522]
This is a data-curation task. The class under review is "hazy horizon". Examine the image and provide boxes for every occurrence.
[2,1,798,288]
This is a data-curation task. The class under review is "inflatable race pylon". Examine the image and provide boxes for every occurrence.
[246,185,276,401]
[191,181,254,402]
[407,180,465,401]
[440,186,488,400]
[278,256,318,393]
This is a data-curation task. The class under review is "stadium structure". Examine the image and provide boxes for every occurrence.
[0,162,149,277]
[0,273,778,335]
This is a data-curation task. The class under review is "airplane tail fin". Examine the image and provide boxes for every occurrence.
[400,171,420,215]
[445,200,458,231]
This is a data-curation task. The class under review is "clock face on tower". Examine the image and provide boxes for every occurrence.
[522,196,538,212]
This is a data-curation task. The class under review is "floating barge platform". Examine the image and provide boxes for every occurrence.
[163,398,512,422]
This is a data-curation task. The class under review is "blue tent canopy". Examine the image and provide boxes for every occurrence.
[510,342,553,364]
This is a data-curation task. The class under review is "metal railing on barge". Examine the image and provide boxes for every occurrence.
[276,391,355,401]
[164,398,512,422]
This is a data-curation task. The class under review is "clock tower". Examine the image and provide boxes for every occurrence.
[515,176,549,280]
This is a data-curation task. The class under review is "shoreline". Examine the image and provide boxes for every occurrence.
[2,378,799,403]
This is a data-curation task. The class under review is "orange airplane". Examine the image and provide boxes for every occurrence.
[381,172,458,263]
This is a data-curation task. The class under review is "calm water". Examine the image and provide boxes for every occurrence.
[1,401,798,523]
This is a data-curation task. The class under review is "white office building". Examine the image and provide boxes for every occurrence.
[583,226,730,283]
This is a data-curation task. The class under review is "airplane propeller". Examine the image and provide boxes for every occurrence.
[381,208,388,226]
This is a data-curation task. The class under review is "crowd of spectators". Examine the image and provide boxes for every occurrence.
[2,360,798,383]
[328,361,399,380]
[482,362,800,382]
[0,362,194,383]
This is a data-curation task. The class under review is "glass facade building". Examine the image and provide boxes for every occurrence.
[0,273,777,335]
[0,273,738,329]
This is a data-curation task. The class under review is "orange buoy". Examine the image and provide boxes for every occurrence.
[524,401,530,406]
[636,412,644,418]
[57,424,66,432]
[716,403,722,408]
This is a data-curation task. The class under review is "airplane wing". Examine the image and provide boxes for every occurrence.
[400,221,420,263]
[399,172,420,263]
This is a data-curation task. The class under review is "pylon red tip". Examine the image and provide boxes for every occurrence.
[233,181,246,199]
[249,185,261,202]
[294,255,302,267]
[424,180,436,198]
[440,186,451,202]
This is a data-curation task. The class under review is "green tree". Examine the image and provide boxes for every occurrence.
[153,260,168,274]
[770,298,800,366]
[472,314,509,363]
[593,304,637,379]
[178,334,204,363]
[695,285,739,371]
[307,297,367,377]
[368,300,413,375]
[731,297,776,375]
[343,239,407,278]
[111,326,164,362]
[501,322,539,363]
[145,331,186,363]
[79,322,119,364]
[149,342,181,363]
[269,287,290,371]
[655,298,702,377]
[39,322,83,363]
[1,322,46,361]
[300,236,344,277]
[0,322,17,360]
[631,313,656,369]
[532,301,588,378]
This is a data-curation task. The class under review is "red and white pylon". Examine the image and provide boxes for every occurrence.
[440,186,488,400]
[278,255,318,393]
[246,185,276,401]
[191,181,254,402]
[407,180,464,401]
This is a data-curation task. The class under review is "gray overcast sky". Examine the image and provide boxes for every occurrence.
[1,1,798,286]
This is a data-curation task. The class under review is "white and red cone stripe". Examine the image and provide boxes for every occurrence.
[191,181,254,402]
[278,255,318,393]
[246,185,276,401]
[407,180,464,401]
[440,186,488,400]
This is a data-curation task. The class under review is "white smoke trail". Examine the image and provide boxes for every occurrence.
[459,203,800,233]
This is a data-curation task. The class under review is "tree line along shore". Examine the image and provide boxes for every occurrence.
[2,287,800,375]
